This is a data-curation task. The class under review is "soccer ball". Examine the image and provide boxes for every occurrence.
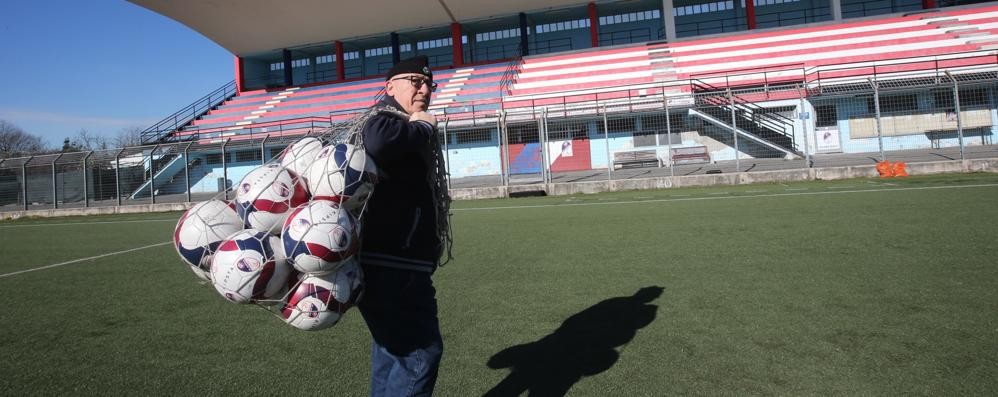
[234,163,310,234]
[281,200,360,274]
[281,260,364,331]
[305,143,378,211]
[173,199,243,281]
[280,137,324,185]
[211,230,292,304]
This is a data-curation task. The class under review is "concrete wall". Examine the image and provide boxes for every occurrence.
[4,158,996,220]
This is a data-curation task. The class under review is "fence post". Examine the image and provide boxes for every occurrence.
[442,117,451,191]
[496,110,509,187]
[727,88,740,172]
[260,135,270,164]
[603,105,611,184]
[945,71,966,160]
[869,77,885,162]
[184,142,193,203]
[21,157,30,211]
[150,144,160,205]
[115,149,124,206]
[797,84,812,168]
[664,93,674,177]
[222,138,230,200]
[83,151,93,208]
[541,108,550,185]
[52,153,63,209]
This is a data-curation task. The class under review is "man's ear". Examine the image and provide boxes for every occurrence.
[384,80,394,97]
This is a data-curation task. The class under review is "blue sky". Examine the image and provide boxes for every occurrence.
[0,0,232,146]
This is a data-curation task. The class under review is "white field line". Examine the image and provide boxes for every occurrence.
[0,219,177,229]
[0,241,172,279]
[453,183,998,212]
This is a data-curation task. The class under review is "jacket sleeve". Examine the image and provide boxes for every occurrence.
[362,113,435,163]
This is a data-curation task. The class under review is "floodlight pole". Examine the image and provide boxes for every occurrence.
[52,153,64,209]
[184,142,194,203]
[83,151,93,208]
[869,77,885,162]
[945,71,965,160]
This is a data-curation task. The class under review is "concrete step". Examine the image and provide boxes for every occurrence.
[932,21,970,29]
[946,27,980,35]
[966,36,998,44]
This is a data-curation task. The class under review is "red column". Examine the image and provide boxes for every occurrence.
[335,41,345,81]
[923,0,936,9]
[588,2,599,47]
[451,23,464,66]
[233,56,244,93]
[746,0,757,30]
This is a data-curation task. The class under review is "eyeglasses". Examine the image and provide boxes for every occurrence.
[391,76,438,92]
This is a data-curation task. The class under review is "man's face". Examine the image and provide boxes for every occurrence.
[386,73,433,114]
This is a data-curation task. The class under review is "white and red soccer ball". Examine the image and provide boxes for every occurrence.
[211,230,292,304]
[281,260,364,331]
[306,143,378,211]
[281,200,359,274]
[234,163,310,234]
[174,199,243,281]
[280,137,324,185]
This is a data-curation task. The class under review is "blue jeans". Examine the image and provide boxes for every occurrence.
[357,265,442,397]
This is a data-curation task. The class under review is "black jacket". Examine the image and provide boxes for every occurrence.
[359,97,441,272]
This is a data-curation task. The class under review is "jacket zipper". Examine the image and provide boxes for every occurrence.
[402,207,421,249]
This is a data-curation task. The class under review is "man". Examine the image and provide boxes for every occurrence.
[357,55,452,396]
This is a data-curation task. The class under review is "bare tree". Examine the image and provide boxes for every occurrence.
[67,128,109,151]
[113,126,145,148]
[0,119,46,158]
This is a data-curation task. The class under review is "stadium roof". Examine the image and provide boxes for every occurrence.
[130,0,589,57]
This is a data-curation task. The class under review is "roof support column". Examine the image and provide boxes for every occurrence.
[451,23,463,66]
[923,0,936,9]
[662,0,676,41]
[588,2,599,47]
[282,49,292,86]
[391,32,400,65]
[519,12,529,57]
[234,56,244,93]
[335,41,345,81]
[746,0,757,30]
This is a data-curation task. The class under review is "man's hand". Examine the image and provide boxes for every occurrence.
[409,111,437,128]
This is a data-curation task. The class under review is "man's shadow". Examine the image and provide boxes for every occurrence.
[484,286,664,397]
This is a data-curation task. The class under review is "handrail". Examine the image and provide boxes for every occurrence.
[140,80,237,144]
[498,56,523,98]
[166,116,332,143]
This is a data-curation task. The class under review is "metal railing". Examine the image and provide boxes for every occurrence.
[140,80,237,144]
[499,56,523,98]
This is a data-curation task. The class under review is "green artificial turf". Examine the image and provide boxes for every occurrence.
[1,173,996,395]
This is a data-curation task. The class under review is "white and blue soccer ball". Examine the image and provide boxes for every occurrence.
[280,137,324,185]
[305,143,378,212]
[281,200,359,274]
[281,259,364,331]
[211,230,292,304]
[173,199,243,281]
[234,163,310,235]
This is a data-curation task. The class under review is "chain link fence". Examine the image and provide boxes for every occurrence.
[3,59,997,212]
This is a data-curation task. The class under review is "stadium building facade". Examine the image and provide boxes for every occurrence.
[2,0,997,211]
